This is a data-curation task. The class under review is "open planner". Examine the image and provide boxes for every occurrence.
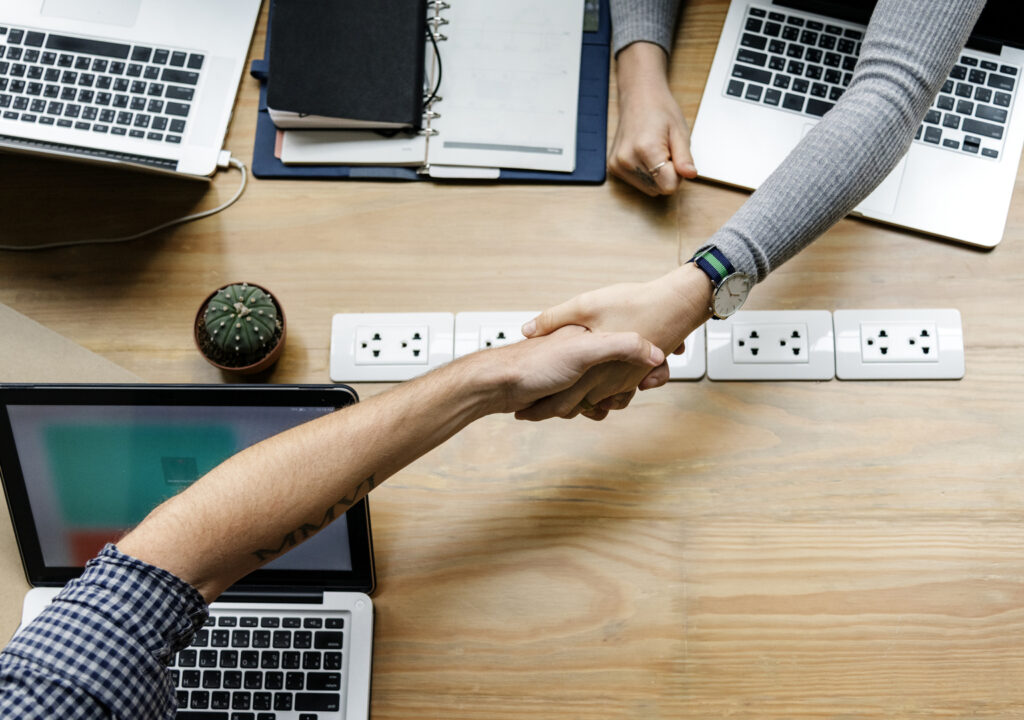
[250,0,609,183]
[279,0,585,178]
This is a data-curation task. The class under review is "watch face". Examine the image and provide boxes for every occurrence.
[713,273,752,318]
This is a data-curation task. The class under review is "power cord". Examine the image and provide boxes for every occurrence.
[0,154,248,252]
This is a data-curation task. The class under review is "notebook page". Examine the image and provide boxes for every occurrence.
[425,0,584,173]
[281,129,427,166]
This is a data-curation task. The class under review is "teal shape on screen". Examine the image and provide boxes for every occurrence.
[44,424,238,527]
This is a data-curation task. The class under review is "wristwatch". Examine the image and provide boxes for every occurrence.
[689,247,752,319]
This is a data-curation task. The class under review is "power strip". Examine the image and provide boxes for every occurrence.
[328,310,964,383]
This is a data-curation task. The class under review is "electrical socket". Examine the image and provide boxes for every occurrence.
[707,310,835,380]
[330,312,454,382]
[858,322,937,363]
[454,312,538,358]
[834,309,964,379]
[731,321,809,363]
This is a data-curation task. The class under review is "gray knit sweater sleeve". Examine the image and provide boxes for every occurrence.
[610,0,681,55]
[702,0,986,283]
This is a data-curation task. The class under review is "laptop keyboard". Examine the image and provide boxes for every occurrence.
[0,24,201,145]
[726,5,1017,160]
[170,611,346,720]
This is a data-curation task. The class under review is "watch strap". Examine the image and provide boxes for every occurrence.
[690,247,736,286]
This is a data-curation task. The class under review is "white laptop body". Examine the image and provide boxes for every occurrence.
[691,0,1024,248]
[0,0,261,178]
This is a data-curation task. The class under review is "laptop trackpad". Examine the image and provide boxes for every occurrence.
[855,156,907,217]
[42,0,141,27]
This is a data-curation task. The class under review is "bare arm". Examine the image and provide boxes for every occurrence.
[118,327,663,601]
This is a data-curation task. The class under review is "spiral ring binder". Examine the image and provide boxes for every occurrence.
[419,0,448,142]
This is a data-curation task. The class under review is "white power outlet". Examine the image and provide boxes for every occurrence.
[732,322,809,364]
[454,312,538,358]
[331,312,454,382]
[354,325,429,365]
[707,310,834,380]
[834,309,964,379]
[859,322,937,363]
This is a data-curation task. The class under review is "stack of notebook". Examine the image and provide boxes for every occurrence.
[253,0,610,183]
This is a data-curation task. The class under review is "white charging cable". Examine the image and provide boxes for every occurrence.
[0,154,248,252]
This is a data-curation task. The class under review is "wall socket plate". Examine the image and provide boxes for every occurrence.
[454,311,538,358]
[667,326,706,380]
[833,309,964,379]
[330,312,455,382]
[707,310,835,380]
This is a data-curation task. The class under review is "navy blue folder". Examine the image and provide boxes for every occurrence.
[249,0,610,183]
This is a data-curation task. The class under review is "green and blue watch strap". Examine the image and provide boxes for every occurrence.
[690,247,735,285]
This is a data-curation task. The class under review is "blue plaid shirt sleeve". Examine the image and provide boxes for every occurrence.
[0,544,209,719]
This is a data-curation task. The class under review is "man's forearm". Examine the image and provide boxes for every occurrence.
[118,328,662,601]
[119,355,496,602]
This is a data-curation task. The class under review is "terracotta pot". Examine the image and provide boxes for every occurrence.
[194,282,286,376]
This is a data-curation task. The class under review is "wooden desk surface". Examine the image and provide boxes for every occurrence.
[2,1,1024,717]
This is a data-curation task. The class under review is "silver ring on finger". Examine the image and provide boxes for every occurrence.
[647,159,669,176]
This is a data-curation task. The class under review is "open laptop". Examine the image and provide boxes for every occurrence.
[0,383,375,720]
[0,0,261,178]
[691,0,1024,248]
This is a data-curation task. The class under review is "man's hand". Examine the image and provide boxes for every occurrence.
[516,264,713,421]
[609,42,697,197]
[478,325,666,416]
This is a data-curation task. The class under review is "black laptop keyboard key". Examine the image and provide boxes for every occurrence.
[987,73,1015,91]
[45,33,130,59]
[224,671,242,688]
[744,83,762,101]
[296,692,341,712]
[787,60,804,76]
[961,117,1003,139]
[231,630,250,648]
[7,47,21,61]
[726,79,744,97]
[792,78,809,93]
[764,88,781,106]
[982,148,998,158]
[769,39,786,54]
[740,32,767,50]
[950,64,967,80]
[923,109,940,124]
[976,104,1007,123]
[170,50,187,66]
[936,94,954,110]
[955,82,972,98]
[737,48,767,67]
[286,672,305,690]
[955,99,973,115]
[8,28,23,44]
[241,651,260,668]
[800,30,818,45]
[764,21,781,37]
[993,91,1011,107]
[731,64,771,85]
[303,652,322,670]
[923,126,942,144]
[819,34,836,50]
[782,25,799,41]
[941,113,959,129]
[773,75,790,89]
[175,712,227,719]
[283,651,301,669]
[1001,65,1017,76]
[968,69,986,85]
[782,93,806,112]
[746,17,762,32]
[786,43,803,59]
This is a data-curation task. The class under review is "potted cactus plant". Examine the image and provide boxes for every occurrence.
[194,282,286,375]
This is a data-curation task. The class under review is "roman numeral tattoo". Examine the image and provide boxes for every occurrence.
[251,474,377,562]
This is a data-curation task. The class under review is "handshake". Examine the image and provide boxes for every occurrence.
[474,262,714,422]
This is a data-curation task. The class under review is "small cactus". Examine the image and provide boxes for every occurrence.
[204,283,279,358]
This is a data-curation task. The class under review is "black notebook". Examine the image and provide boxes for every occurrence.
[267,0,427,130]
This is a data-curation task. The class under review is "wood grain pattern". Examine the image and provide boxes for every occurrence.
[1,0,1023,717]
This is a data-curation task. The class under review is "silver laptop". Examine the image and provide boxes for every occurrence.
[691,0,1024,248]
[0,384,375,720]
[0,0,261,178]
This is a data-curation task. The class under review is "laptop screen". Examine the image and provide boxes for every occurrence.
[0,385,374,592]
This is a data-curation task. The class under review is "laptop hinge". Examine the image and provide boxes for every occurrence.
[217,589,325,604]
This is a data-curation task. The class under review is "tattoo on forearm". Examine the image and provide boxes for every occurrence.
[252,474,377,562]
